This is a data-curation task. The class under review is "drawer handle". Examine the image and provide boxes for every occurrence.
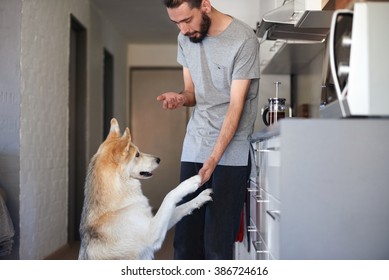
[247,187,259,193]
[254,194,269,203]
[266,210,281,221]
[259,147,279,152]
[247,225,257,232]
[252,241,269,254]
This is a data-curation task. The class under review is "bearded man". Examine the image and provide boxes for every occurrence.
[157,0,260,260]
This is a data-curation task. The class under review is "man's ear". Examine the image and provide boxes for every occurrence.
[201,0,212,13]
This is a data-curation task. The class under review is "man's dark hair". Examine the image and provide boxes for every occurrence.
[163,0,202,9]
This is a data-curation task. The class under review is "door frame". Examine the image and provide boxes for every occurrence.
[68,15,87,243]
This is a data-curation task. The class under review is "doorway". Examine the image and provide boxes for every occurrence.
[130,68,188,210]
[103,49,114,139]
[68,15,87,243]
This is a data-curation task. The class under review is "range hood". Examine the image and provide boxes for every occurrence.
[257,0,334,42]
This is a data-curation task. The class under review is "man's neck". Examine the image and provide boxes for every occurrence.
[207,8,233,37]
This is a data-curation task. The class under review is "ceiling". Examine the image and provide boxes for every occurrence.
[91,0,179,44]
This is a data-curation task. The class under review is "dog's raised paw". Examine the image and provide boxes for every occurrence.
[193,188,213,208]
[190,175,202,186]
[182,174,202,189]
[201,188,213,198]
[175,174,203,197]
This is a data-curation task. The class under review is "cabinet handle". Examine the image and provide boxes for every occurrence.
[259,147,279,152]
[254,194,269,203]
[247,218,258,232]
[247,187,259,193]
[266,210,281,221]
[247,225,257,232]
[252,241,269,254]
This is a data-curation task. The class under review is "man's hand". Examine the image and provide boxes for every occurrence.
[199,157,218,186]
[157,92,186,110]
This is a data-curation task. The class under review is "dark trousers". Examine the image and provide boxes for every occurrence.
[173,161,250,260]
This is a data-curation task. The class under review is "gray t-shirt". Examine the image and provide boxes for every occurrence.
[178,18,260,166]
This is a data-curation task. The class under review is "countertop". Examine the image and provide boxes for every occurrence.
[250,117,389,142]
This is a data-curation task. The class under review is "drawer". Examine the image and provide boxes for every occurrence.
[251,234,270,260]
[247,180,259,228]
[257,188,270,246]
[258,136,281,199]
[247,180,259,243]
[247,179,259,194]
[257,189,281,258]
[266,195,281,260]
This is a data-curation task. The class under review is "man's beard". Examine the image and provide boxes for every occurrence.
[186,13,211,43]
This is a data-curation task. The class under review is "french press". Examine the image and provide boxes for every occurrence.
[261,82,292,126]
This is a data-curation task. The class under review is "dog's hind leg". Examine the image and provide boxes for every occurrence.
[168,188,213,229]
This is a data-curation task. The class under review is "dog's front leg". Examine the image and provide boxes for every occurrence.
[148,175,202,251]
[168,188,213,229]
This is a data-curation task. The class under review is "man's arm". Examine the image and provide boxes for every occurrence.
[199,79,251,185]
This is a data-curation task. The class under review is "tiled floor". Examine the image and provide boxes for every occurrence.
[45,230,174,260]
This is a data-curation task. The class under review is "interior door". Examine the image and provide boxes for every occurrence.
[103,49,114,139]
[69,16,87,242]
[130,68,188,210]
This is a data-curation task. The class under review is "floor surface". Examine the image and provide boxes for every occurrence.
[45,230,174,260]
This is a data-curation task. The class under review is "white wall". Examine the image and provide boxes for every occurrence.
[128,44,179,68]
[0,0,22,260]
[19,0,88,260]
[89,2,128,151]
[212,0,260,28]
[7,0,129,259]
[294,51,324,118]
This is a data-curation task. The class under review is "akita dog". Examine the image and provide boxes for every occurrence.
[78,118,212,259]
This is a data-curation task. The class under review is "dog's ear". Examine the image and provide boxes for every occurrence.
[107,118,121,139]
[122,127,132,153]
[122,127,132,141]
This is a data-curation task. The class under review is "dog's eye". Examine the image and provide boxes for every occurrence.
[135,152,140,158]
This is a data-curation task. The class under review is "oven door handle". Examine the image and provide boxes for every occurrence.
[329,9,353,117]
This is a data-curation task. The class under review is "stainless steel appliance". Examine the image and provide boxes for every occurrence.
[256,0,333,42]
[321,2,389,118]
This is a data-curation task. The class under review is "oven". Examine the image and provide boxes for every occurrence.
[321,2,389,118]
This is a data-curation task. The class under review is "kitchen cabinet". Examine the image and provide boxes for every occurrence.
[335,0,354,9]
[260,41,325,74]
[256,0,333,74]
[235,118,389,259]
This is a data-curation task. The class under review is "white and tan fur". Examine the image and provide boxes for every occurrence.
[78,118,212,259]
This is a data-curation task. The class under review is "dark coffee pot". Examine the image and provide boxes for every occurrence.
[262,98,291,126]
